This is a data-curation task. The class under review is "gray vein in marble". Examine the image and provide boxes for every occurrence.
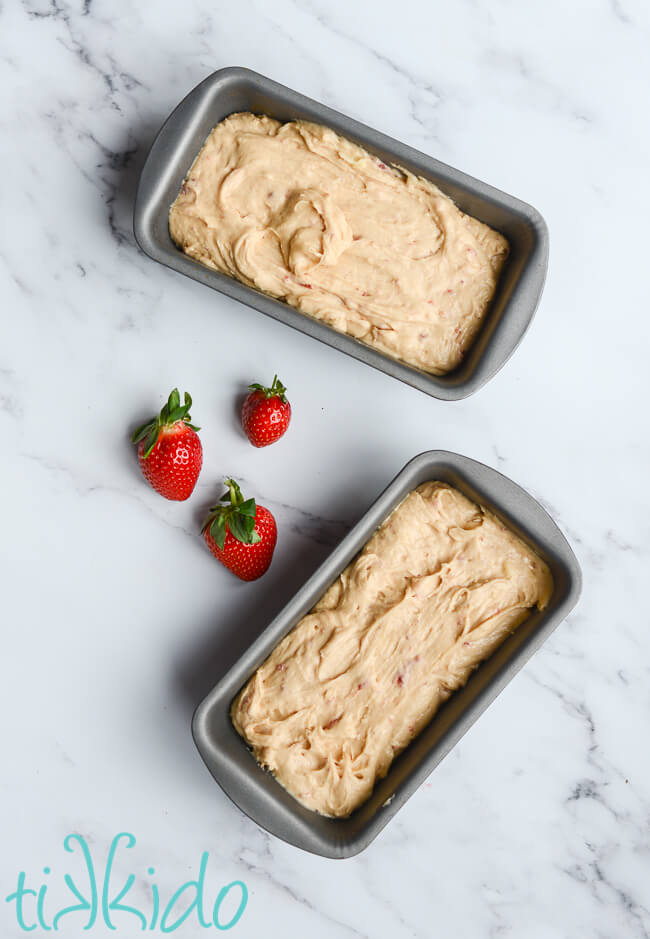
[529,489,605,570]
[605,529,643,554]
[287,0,444,140]
[273,498,351,547]
[0,391,23,419]
[54,740,76,768]
[568,778,619,820]
[353,843,429,939]
[18,449,198,540]
[22,0,123,111]
[37,109,140,251]
[481,47,597,125]
[245,0,331,96]
[528,664,648,810]
[237,832,370,939]
[0,253,34,296]
[611,0,632,25]
[480,885,511,939]
[0,366,23,421]
[23,0,64,20]
[527,671,650,934]
[84,129,139,246]
[492,444,507,466]
[562,845,650,939]
[17,452,354,553]
[222,472,354,547]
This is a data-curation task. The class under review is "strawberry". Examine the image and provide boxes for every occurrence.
[241,374,291,447]
[131,388,202,501]
[202,478,277,581]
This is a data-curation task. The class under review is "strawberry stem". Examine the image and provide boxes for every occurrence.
[247,375,288,403]
[202,478,260,550]
[132,388,200,458]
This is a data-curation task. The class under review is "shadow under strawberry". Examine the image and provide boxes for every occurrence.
[171,532,339,717]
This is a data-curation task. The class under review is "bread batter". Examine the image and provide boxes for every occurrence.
[231,482,552,817]
[169,114,509,374]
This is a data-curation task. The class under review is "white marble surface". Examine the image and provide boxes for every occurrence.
[2,0,649,935]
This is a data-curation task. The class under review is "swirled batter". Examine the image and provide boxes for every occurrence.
[231,482,552,817]
[169,113,509,374]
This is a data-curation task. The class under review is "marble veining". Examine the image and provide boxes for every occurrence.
[2,0,649,936]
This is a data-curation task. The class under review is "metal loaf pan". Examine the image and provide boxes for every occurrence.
[192,451,581,858]
[134,68,549,401]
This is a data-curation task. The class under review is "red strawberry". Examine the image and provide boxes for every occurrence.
[202,478,277,581]
[131,388,202,501]
[241,375,291,448]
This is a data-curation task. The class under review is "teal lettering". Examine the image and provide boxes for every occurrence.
[5,872,37,932]
[37,869,52,931]
[53,875,93,931]
[53,834,98,931]
[102,832,146,931]
[160,851,211,932]
[212,881,248,931]
[148,868,160,931]
[6,834,248,934]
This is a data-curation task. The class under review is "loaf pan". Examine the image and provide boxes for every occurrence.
[134,67,548,401]
[192,451,581,858]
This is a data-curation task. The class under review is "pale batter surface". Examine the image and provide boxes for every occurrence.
[231,482,553,818]
[169,114,509,375]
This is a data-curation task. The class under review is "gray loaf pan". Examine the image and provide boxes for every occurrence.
[134,67,549,400]
[192,451,581,858]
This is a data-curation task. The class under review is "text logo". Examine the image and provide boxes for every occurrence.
[5,832,248,932]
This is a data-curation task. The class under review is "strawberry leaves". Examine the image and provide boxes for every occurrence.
[131,421,163,459]
[207,513,227,550]
[132,388,200,458]
[247,374,288,404]
[202,478,261,550]
[227,512,255,546]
